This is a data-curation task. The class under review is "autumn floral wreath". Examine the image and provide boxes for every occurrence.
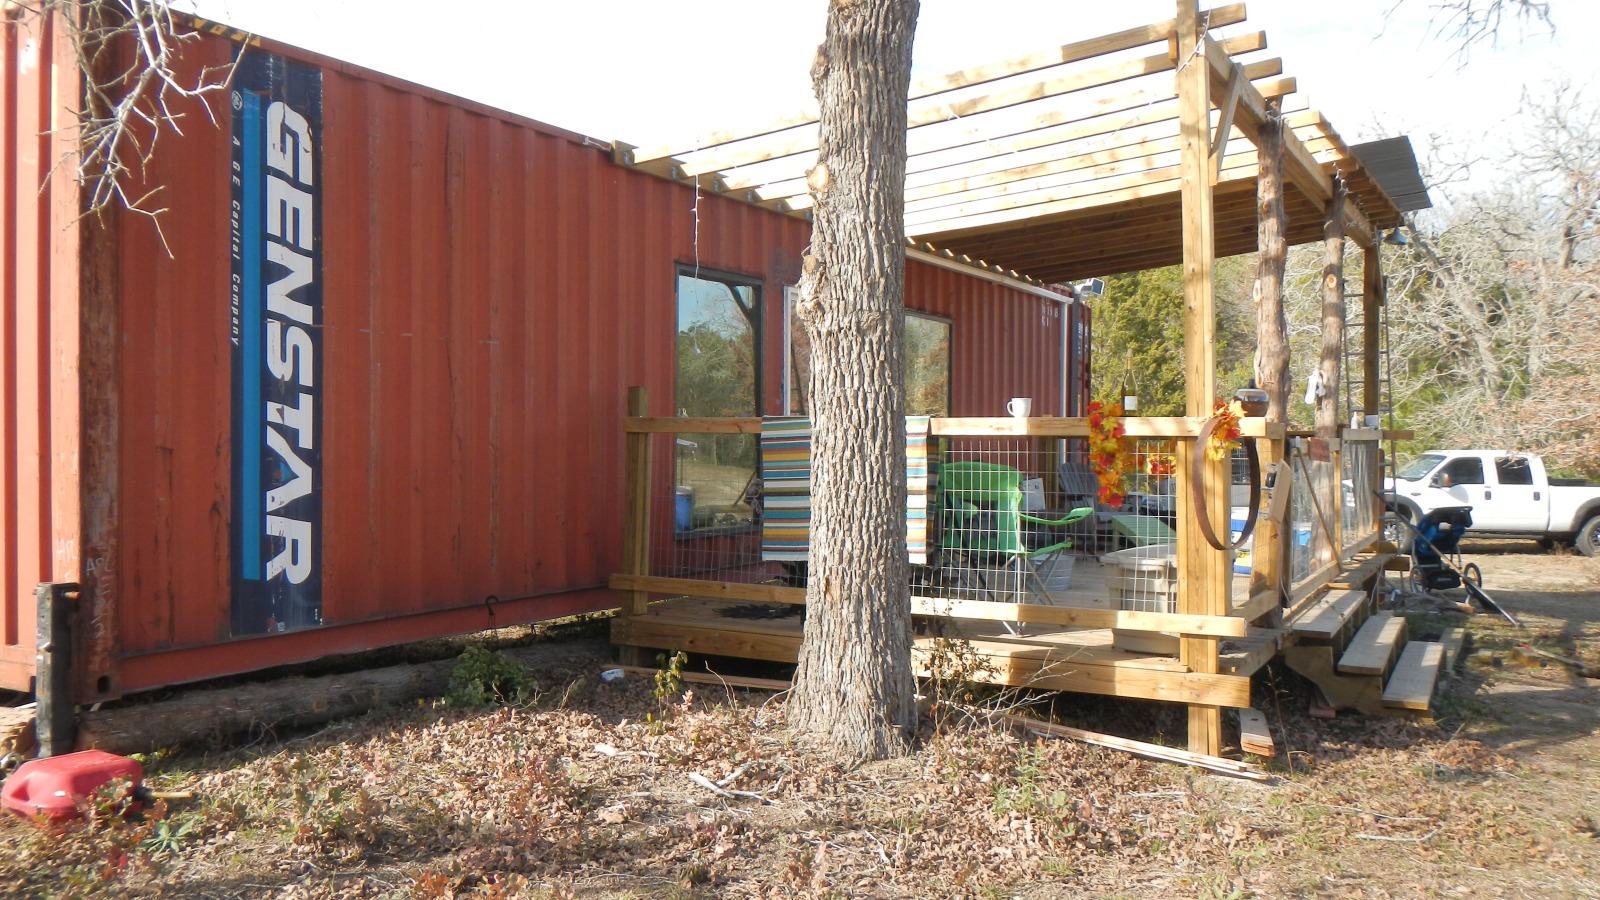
[1207,398,1245,461]
[1085,400,1128,507]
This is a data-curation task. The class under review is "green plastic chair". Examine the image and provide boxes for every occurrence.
[938,461,1093,603]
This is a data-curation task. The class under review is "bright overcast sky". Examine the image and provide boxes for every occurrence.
[177,0,1597,204]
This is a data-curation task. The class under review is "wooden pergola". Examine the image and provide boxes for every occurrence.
[613,2,1405,284]
[610,2,1430,758]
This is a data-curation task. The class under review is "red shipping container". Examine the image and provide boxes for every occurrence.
[1,750,143,821]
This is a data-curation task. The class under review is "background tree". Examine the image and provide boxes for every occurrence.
[788,0,921,763]
[1090,257,1255,414]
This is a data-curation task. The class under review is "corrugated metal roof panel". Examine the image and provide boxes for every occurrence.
[1350,136,1432,214]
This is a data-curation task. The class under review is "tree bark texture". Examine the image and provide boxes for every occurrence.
[1316,181,1347,438]
[1253,103,1290,424]
[1313,181,1346,564]
[788,0,920,764]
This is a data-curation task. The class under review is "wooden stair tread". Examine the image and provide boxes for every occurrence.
[1329,553,1391,588]
[1289,588,1368,639]
[1383,641,1444,710]
[1338,612,1406,675]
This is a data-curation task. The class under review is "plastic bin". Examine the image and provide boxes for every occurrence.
[674,486,694,532]
[1100,543,1178,614]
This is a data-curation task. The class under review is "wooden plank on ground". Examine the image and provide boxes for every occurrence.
[1006,714,1270,781]
[1383,641,1444,710]
[1237,708,1276,757]
[1289,588,1367,640]
[1338,611,1406,676]
[1438,626,1467,672]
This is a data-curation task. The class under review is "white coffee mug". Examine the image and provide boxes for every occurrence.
[1006,397,1032,418]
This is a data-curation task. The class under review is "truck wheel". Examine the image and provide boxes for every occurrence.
[1577,517,1600,558]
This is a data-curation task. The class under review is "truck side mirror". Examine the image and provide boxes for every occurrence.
[1431,473,1452,488]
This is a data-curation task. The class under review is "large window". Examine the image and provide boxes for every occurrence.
[784,299,950,417]
[675,269,760,533]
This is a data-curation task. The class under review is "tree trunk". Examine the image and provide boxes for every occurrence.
[1316,181,1347,439]
[788,0,920,764]
[1313,181,1346,565]
[1253,102,1290,423]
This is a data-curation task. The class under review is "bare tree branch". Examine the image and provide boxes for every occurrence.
[17,0,239,253]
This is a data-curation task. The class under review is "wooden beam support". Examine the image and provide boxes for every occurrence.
[1210,61,1245,184]
[1177,0,1227,759]
[618,387,654,667]
[1201,35,1328,205]
[1362,242,1384,427]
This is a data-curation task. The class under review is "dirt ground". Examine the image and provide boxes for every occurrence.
[1,542,1596,899]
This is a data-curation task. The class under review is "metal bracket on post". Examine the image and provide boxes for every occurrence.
[35,582,80,757]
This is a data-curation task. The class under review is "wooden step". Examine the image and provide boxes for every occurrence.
[1338,612,1407,676]
[1382,641,1444,710]
[1289,588,1369,640]
[1329,553,1391,589]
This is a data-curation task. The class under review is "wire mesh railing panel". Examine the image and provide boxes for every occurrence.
[1341,440,1380,548]
[648,432,777,586]
[1288,444,1339,584]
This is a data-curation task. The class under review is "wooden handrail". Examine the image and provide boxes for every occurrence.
[622,414,1286,439]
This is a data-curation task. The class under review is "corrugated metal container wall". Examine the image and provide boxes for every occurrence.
[0,14,84,691]
[1,17,1079,699]
[91,30,815,698]
[904,262,1067,417]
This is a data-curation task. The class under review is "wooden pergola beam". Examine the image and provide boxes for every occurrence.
[666,31,1270,178]
[626,3,1250,166]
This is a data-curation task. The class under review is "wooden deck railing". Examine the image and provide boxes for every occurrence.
[611,388,1314,752]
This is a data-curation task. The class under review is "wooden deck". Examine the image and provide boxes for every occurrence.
[612,553,1285,711]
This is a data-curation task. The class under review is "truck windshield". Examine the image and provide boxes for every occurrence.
[1396,454,1445,481]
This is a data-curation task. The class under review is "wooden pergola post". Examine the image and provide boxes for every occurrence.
[1362,244,1385,534]
[1312,181,1347,564]
[619,386,653,667]
[1250,101,1289,605]
[1175,0,1228,758]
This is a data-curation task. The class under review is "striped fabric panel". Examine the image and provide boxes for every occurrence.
[760,416,935,564]
[760,418,812,561]
[905,416,931,565]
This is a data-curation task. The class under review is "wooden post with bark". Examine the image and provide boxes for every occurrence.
[788,0,921,763]
[1174,0,1228,758]
[1314,181,1347,563]
[1251,100,1289,603]
[1362,244,1386,535]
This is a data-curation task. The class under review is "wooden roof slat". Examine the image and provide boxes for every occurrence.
[626,3,1250,166]
[672,31,1268,179]
[761,65,1291,210]
[903,133,1336,222]
[906,153,1262,237]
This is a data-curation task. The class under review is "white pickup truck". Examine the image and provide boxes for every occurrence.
[1385,450,1600,556]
